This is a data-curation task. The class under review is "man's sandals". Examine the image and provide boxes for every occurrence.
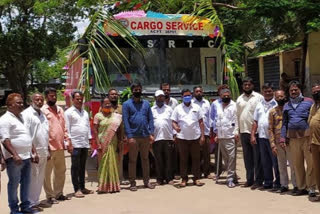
[179,180,205,188]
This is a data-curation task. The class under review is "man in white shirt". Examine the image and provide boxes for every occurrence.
[214,89,239,187]
[251,83,280,190]
[172,89,205,187]
[152,90,174,185]
[192,86,212,179]
[65,90,93,198]
[160,83,179,179]
[236,77,264,189]
[0,93,36,214]
[160,83,179,109]
[23,93,50,211]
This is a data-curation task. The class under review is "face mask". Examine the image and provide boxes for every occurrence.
[276,99,286,106]
[102,107,112,114]
[244,89,253,95]
[133,92,142,98]
[195,95,202,101]
[156,100,164,107]
[222,97,231,104]
[312,91,320,101]
[47,100,56,106]
[183,95,192,103]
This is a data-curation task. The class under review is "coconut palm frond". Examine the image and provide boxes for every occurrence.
[73,5,144,98]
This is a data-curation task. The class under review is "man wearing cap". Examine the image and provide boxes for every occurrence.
[171,89,205,187]
[152,90,174,185]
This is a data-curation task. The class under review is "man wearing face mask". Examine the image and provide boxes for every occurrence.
[268,90,297,193]
[251,83,280,190]
[42,88,73,204]
[122,82,155,191]
[308,82,320,201]
[192,86,212,179]
[151,90,174,185]
[213,89,239,188]
[281,81,316,198]
[22,93,50,211]
[171,89,205,187]
[236,77,264,189]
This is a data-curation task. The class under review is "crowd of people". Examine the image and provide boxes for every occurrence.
[0,77,320,214]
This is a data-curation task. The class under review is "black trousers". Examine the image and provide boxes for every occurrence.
[240,133,264,185]
[153,140,172,182]
[177,138,201,181]
[71,148,88,192]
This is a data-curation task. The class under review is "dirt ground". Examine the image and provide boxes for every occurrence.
[1,148,319,214]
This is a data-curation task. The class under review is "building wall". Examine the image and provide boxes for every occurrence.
[282,48,302,78]
[308,31,320,83]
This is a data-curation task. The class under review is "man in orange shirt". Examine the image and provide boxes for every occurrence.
[42,88,73,204]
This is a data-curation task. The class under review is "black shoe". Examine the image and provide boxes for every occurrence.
[309,191,317,198]
[270,186,281,192]
[292,189,308,196]
[276,186,289,193]
[259,185,272,191]
[56,195,71,201]
[292,187,298,194]
[251,183,263,190]
[20,207,38,213]
[242,182,253,188]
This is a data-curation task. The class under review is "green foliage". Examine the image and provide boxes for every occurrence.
[32,48,71,84]
[120,87,132,104]
[0,0,87,101]
[74,4,145,101]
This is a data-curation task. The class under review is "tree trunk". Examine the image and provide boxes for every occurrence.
[5,64,29,105]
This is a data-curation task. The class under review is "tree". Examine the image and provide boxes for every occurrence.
[0,0,88,102]
[196,0,320,88]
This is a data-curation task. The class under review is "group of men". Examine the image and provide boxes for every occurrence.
[0,77,320,214]
[0,88,94,214]
[237,78,320,202]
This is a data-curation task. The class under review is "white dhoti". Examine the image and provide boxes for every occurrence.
[29,157,47,206]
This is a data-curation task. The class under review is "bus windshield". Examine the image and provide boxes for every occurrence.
[105,47,205,86]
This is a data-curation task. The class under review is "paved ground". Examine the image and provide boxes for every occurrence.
[0,148,319,214]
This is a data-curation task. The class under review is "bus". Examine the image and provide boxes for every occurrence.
[65,10,224,112]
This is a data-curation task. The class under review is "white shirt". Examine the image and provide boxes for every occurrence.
[215,100,238,139]
[22,106,49,158]
[236,91,263,134]
[152,104,173,141]
[253,98,278,139]
[166,97,179,109]
[64,106,92,148]
[171,103,203,140]
[0,111,32,160]
[192,98,211,136]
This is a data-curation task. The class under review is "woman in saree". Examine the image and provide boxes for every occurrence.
[93,97,122,193]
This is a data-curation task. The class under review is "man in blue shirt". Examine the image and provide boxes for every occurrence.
[280,81,316,198]
[122,82,155,191]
